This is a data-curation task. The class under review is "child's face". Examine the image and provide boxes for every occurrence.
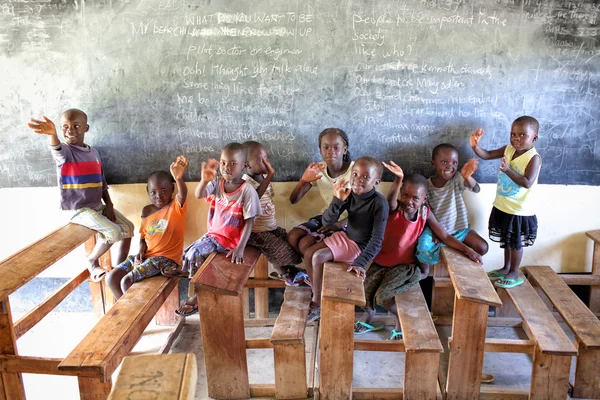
[246,146,269,175]
[510,122,538,152]
[399,182,427,215]
[432,148,459,181]
[220,148,246,181]
[319,133,347,166]
[147,176,173,209]
[60,111,88,146]
[350,160,380,195]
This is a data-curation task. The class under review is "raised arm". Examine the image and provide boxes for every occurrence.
[170,155,189,205]
[321,178,350,226]
[195,158,219,199]
[382,161,403,212]
[461,158,481,192]
[255,157,275,199]
[470,128,506,160]
[427,212,482,264]
[28,116,60,146]
[289,162,326,204]
[500,154,541,189]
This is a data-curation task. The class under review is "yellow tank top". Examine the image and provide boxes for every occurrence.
[493,145,540,216]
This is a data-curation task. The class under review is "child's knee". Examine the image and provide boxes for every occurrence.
[475,240,489,255]
[313,248,332,265]
[299,235,316,254]
[288,228,304,244]
[120,274,134,292]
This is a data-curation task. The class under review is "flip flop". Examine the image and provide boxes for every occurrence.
[486,271,505,281]
[354,321,385,335]
[161,265,189,278]
[494,277,524,289]
[175,300,198,317]
[88,266,106,283]
[481,374,495,384]
[388,329,403,341]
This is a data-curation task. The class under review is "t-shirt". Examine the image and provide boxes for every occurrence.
[141,199,187,263]
[427,173,478,234]
[311,161,354,218]
[493,145,541,216]
[243,174,278,232]
[374,205,430,267]
[50,143,108,210]
[205,177,261,249]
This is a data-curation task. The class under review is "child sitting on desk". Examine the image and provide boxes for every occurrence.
[161,142,261,317]
[106,156,188,299]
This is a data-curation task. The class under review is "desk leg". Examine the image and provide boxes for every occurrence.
[319,299,354,400]
[0,298,25,400]
[405,351,440,399]
[254,255,269,319]
[446,296,487,400]
[198,290,250,399]
[77,377,112,400]
[530,347,571,400]
[573,339,600,399]
[590,241,600,314]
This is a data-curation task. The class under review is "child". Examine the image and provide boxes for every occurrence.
[287,128,354,273]
[27,110,134,282]
[416,143,489,279]
[162,142,261,316]
[304,156,389,323]
[470,116,542,288]
[106,156,188,298]
[356,166,482,339]
[243,141,303,283]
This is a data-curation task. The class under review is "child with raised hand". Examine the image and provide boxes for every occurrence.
[162,143,261,316]
[27,110,134,282]
[242,141,302,284]
[287,128,354,283]
[416,143,489,279]
[470,116,542,289]
[106,156,188,298]
[304,156,389,323]
[356,165,482,339]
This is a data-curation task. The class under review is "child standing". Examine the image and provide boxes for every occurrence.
[106,156,188,298]
[356,166,482,339]
[304,156,389,323]
[27,110,134,282]
[416,143,488,279]
[162,142,261,316]
[243,141,303,283]
[470,116,542,288]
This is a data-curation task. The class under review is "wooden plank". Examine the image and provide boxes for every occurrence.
[192,247,260,296]
[198,290,249,399]
[254,254,269,319]
[14,268,89,339]
[108,354,197,400]
[78,377,112,400]
[404,351,439,399]
[242,287,250,319]
[353,340,405,352]
[59,277,178,380]
[445,296,488,400]
[321,262,366,307]
[591,240,600,314]
[395,285,443,353]
[441,248,501,307]
[558,274,600,286]
[244,317,277,327]
[245,279,287,288]
[431,285,455,317]
[0,223,95,298]
[159,318,185,355]
[319,299,355,400]
[85,236,108,319]
[586,230,600,244]
[573,338,600,399]
[0,355,95,377]
[271,287,311,345]
[352,388,403,399]
[249,384,276,397]
[274,343,307,399]
[529,346,572,400]
[155,285,179,326]
[526,265,600,349]
[484,339,535,354]
[245,338,273,349]
[0,298,24,400]
[495,288,520,318]
[433,278,453,288]
[308,321,319,399]
[478,386,529,400]
[505,273,577,355]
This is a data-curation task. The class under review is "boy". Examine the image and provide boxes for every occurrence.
[106,156,188,298]
[28,110,134,281]
[356,164,482,339]
[162,142,261,316]
[304,156,389,323]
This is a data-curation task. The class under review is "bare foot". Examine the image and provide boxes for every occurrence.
[419,264,430,280]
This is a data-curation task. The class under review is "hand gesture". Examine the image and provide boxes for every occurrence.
[347,265,366,280]
[170,155,188,180]
[301,162,326,183]
[464,247,483,264]
[333,178,351,201]
[263,156,275,176]
[28,116,57,136]
[227,246,245,264]
[469,128,485,147]
[103,204,116,222]
[382,160,404,180]
[134,251,145,265]
[461,158,479,180]
[201,158,219,182]
[499,157,508,172]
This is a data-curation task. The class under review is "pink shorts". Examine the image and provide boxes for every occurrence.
[323,231,362,263]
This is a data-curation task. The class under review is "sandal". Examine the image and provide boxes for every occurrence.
[354,321,384,335]
[88,266,106,283]
[175,300,198,317]
[161,265,189,278]
[388,329,403,341]
[494,277,524,289]
[481,374,495,384]
[487,271,505,281]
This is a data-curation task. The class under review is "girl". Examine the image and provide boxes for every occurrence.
[470,116,542,288]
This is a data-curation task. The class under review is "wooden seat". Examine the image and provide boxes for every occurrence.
[587,230,600,314]
[525,265,600,398]
[270,286,311,399]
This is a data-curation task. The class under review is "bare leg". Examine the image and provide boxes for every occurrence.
[354,308,375,333]
[490,247,512,276]
[106,268,128,299]
[463,231,489,256]
[87,241,112,270]
[419,263,430,280]
[303,242,329,307]
[311,246,334,307]
[382,301,401,331]
[287,228,307,254]
[115,238,132,264]
[505,248,523,280]
[298,235,317,256]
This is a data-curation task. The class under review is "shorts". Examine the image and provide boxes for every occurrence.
[182,234,228,276]
[364,263,420,309]
[294,215,337,242]
[416,227,471,265]
[248,227,302,267]
[489,207,537,250]
[322,231,361,263]
[71,205,134,244]
[117,255,178,283]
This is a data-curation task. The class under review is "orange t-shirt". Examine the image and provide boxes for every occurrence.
[140,199,187,263]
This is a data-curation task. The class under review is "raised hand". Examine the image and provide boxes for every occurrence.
[263,156,275,176]
[170,155,188,180]
[28,116,57,136]
[461,158,479,179]
[382,160,404,180]
[469,128,485,147]
[333,178,351,201]
[300,162,326,183]
[499,156,508,172]
[201,158,219,182]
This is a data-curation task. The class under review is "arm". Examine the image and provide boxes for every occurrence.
[348,198,389,278]
[227,217,255,264]
[135,239,148,264]
[195,158,219,199]
[500,154,541,189]
[170,155,189,205]
[427,212,482,263]
[289,162,326,204]
[28,116,60,146]
[321,178,351,226]
[460,158,480,192]
[255,157,275,199]
[101,189,116,222]
[470,128,505,160]
[382,161,404,212]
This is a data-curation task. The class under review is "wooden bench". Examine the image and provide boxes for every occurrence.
[525,265,600,399]
[587,230,600,314]
[108,353,197,400]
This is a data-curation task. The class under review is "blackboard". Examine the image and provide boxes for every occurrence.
[1,0,599,187]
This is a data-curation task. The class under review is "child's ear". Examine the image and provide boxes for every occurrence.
[146,185,149,193]
[375,178,381,186]
[84,124,89,132]
[172,183,175,192]
[431,160,435,168]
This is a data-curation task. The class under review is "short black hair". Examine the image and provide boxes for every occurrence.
[355,156,383,179]
[432,143,458,160]
[513,115,539,134]
[318,128,351,162]
[147,170,173,184]
[243,141,265,158]
[403,174,428,191]
[223,142,247,162]
[62,108,88,123]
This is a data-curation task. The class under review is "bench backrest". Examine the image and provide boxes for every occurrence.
[271,287,311,345]
[322,262,366,307]
[395,285,443,353]
[586,230,600,245]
